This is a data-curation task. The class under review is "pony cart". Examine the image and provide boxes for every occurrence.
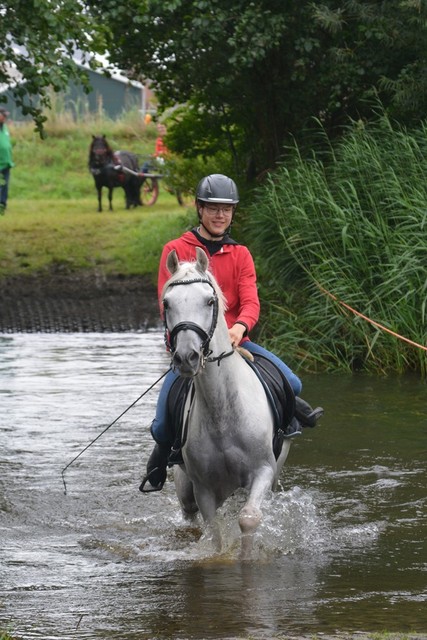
[88,135,192,211]
[117,161,163,206]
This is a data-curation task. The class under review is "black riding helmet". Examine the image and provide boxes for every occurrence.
[196,174,239,238]
[196,174,239,204]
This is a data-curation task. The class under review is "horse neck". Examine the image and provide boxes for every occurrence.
[209,310,232,356]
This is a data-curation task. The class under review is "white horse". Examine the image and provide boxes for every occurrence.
[162,247,291,558]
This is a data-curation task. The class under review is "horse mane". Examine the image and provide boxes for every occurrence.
[163,259,227,312]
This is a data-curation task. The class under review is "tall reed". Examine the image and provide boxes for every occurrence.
[248,117,427,376]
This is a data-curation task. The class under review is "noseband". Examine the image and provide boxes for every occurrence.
[163,277,234,367]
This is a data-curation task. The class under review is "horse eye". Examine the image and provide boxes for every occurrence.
[163,299,169,310]
[207,297,215,306]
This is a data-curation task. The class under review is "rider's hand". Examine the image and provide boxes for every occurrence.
[228,323,246,347]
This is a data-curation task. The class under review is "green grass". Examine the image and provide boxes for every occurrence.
[11,109,157,200]
[1,111,193,280]
[0,195,190,279]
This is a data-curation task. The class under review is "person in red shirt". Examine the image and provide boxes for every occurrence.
[154,123,168,161]
[141,174,322,491]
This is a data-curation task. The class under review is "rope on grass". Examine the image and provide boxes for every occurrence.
[318,284,427,353]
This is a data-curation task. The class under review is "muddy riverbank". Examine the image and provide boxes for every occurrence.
[0,270,160,332]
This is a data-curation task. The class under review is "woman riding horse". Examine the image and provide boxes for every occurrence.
[142,173,322,491]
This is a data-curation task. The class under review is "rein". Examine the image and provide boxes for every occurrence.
[163,277,234,367]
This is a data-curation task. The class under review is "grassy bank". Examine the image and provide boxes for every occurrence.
[0,111,193,281]
[0,196,189,280]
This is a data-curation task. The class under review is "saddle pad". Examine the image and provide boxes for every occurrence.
[167,376,193,446]
[245,353,296,432]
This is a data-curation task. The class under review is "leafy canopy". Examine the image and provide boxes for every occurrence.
[88,0,427,179]
[3,0,427,169]
[0,0,108,132]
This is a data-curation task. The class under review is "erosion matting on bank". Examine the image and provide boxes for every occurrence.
[0,272,160,333]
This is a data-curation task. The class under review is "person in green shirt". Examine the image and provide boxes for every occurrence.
[0,107,14,215]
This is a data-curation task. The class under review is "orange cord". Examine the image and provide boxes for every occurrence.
[318,284,427,353]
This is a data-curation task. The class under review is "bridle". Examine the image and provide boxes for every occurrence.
[163,277,234,368]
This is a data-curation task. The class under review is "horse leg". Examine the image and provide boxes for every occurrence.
[131,177,143,207]
[123,185,131,209]
[192,486,223,552]
[135,178,143,206]
[174,466,199,521]
[174,473,231,553]
[108,187,113,211]
[97,187,102,212]
[273,440,291,490]
[239,466,275,559]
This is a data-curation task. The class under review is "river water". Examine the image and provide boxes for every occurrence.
[0,332,426,639]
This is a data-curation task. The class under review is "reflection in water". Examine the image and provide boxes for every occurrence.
[0,333,426,639]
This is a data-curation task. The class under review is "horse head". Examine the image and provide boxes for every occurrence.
[163,248,228,376]
[89,135,114,169]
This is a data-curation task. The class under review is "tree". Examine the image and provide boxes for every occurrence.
[0,0,108,132]
[86,0,427,180]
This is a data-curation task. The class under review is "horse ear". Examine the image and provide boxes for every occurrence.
[195,246,209,273]
[166,250,179,274]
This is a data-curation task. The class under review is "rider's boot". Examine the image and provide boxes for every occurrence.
[284,398,323,438]
[295,396,324,428]
[139,442,170,492]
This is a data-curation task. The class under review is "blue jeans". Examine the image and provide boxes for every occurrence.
[150,341,302,445]
[0,167,10,207]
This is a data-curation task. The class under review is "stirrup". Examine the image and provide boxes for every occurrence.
[139,467,165,493]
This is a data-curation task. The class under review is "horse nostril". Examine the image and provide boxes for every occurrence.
[173,352,183,367]
[188,351,201,367]
[173,349,201,373]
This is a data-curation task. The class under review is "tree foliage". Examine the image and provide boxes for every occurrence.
[87,0,427,180]
[2,1,427,169]
[0,0,108,132]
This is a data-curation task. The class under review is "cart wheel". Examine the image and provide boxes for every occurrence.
[142,178,159,206]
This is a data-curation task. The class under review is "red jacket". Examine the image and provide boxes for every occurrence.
[158,231,260,339]
[154,137,168,157]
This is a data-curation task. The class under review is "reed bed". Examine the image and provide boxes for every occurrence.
[248,117,427,376]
